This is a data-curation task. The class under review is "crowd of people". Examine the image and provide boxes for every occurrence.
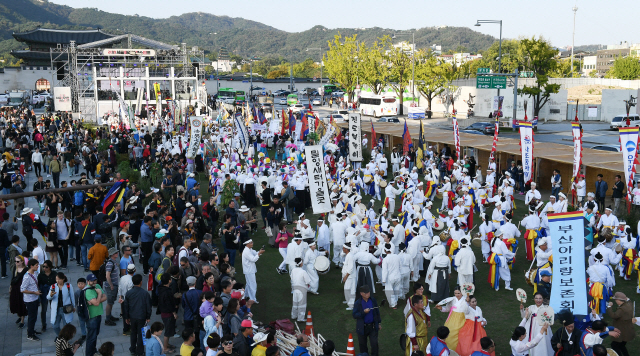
[2,100,640,356]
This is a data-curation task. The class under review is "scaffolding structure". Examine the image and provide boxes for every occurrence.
[50,34,204,122]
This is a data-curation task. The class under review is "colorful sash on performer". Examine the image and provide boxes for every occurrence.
[345,202,352,212]
[621,248,637,279]
[533,260,552,294]
[524,229,538,261]
[504,238,518,268]
[487,253,501,291]
[634,258,640,290]
[425,181,435,198]
[447,191,456,210]
[448,239,460,269]
[589,282,608,315]
[384,197,390,210]
[398,211,408,226]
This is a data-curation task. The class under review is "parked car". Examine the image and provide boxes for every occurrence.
[327,114,346,122]
[591,144,621,152]
[331,91,345,97]
[312,98,321,105]
[290,104,305,113]
[279,98,288,105]
[463,122,495,135]
[332,110,350,116]
[261,103,273,110]
[460,129,485,135]
[610,114,640,129]
[377,117,400,123]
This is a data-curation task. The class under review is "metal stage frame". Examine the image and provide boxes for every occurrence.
[50,34,205,123]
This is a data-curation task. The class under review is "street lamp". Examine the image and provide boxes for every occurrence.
[247,56,261,100]
[475,20,502,97]
[392,32,416,103]
[306,48,324,85]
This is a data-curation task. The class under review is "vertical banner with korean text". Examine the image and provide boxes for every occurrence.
[305,145,332,213]
[548,211,588,315]
[349,114,362,162]
[453,115,460,160]
[186,116,203,158]
[234,112,250,154]
[572,122,582,178]
[519,121,534,183]
[619,127,639,203]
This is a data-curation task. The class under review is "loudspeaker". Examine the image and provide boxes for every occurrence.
[192,62,200,69]
[56,62,64,80]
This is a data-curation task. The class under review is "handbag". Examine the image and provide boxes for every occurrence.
[265,226,273,237]
[63,284,74,314]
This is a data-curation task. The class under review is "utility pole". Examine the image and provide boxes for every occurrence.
[571,5,578,75]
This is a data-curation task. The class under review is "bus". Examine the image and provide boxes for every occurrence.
[358,93,399,117]
[235,90,246,104]
[287,93,299,105]
[218,88,236,104]
[323,84,338,95]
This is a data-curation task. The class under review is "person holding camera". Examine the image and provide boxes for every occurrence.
[241,239,265,303]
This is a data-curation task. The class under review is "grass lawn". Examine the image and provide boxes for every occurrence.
[194,174,640,356]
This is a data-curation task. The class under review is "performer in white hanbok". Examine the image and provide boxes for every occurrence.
[453,237,475,286]
[304,242,325,294]
[381,243,403,308]
[341,243,357,310]
[316,219,331,254]
[489,230,515,291]
[290,257,311,322]
[510,323,550,356]
[518,293,554,356]
[479,214,494,263]
[426,243,451,303]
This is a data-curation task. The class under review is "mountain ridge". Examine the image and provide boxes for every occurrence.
[1,0,496,63]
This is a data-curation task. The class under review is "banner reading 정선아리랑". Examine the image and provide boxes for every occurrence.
[548,211,588,315]
[519,121,534,183]
[305,145,332,213]
[186,116,203,158]
[349,114,362,162]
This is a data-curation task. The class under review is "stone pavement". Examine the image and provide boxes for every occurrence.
[0,164,175,356]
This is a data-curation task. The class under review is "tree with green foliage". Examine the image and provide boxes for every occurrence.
[324,33,360,102]
[481,39,522,74]
[383,36,412,115]
[517,36,561,119]
[358,40,387,95]
[605,56,640,80]
[414,51,448,112]
[549,58,581,78]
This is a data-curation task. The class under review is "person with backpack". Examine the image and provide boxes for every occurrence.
[182,276,202,331]
[102,248,119,327]
[49,154,62,188]
[76,213,96,272]
[158,273,178,353]
[74,277,88,342]
[84,273,107,356]
[87,237,108,285]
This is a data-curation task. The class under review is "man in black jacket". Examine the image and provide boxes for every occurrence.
[551,318,581,356]
[612,175,625,216]
[352,285,381,356]
[123,274,152,356]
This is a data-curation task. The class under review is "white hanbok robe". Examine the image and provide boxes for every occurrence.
[304,248,321,293]
[519,305,554,356]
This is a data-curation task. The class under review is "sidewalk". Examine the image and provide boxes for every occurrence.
[0,165,164,356]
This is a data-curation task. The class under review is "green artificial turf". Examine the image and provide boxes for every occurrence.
[196,172,640,356]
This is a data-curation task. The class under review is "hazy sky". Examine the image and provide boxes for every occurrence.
[50,0,636,48]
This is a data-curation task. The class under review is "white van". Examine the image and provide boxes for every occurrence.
[610,114,640,129]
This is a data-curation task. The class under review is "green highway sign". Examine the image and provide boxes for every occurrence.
[492,76,506,89]
[476,76,491,88]
[476,76,507,89]
[477,67,491,74]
